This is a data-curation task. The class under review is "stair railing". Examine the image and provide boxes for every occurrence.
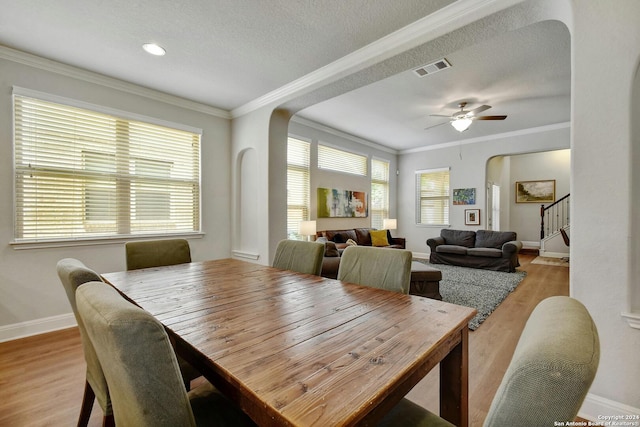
[540,193,570,239]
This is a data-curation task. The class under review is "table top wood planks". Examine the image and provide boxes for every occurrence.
[102,258,476,426]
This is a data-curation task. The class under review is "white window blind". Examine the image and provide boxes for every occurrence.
[13,94,201,243]
[287,137,310,239]
[416,168,450,225]
[318,144,367,176]
[371,159,389,229]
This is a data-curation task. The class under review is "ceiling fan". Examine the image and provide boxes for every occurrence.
[426,102,507,132]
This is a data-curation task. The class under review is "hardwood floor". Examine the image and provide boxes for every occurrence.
[406,254,570,425]
[0,254,568,426]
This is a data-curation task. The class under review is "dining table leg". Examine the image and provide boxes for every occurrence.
[439,326,469,427]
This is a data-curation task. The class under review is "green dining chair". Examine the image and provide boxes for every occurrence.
[76,281,256,427]
[125,238,201,388]
[377,296,600,426]
[272,239,325,276]
[125,238,191,271]
[337,246,412,294]
[56,258,114,427]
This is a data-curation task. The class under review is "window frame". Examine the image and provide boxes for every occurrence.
[416,167,451,227]
[317,143,368,176]
[370,158,390,230]
[286,136,311,240]
[11,87,203,249]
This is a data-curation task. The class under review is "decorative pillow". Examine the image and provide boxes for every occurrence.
[324,241,340,257]
[370,229,390,247]
[345,238,358,247]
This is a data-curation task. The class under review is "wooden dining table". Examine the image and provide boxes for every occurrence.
[102,258,476,427]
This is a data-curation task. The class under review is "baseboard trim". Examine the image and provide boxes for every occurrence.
[539,250,569,258]
[579,393,640,422]
[232,250,261,260]
[0,313,76,343]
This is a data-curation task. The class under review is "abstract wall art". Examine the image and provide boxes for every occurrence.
[453,188,476,205]
[317,188,368,218]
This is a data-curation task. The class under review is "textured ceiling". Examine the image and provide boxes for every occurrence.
[298,20,571,151]
[0,0,453,110]
[0,0,570,151]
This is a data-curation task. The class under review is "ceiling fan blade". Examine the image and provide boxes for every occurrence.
[475,115,507,120]
[469,104,492,114]
[465,105,491,117]
[429,114,452,118]
[424,121,449,130]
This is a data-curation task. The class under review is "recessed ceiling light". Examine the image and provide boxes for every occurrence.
[142,43,166,56]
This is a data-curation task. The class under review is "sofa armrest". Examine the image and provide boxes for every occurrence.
[502,240,523,255]
[390,237,406,249]
[426,236,445,252]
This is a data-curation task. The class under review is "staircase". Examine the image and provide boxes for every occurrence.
[539,193,570,258]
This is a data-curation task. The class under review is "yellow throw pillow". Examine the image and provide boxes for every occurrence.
[370,229,390,247]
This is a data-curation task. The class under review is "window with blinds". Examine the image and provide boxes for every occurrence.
[318,144,367,176]
[287,137,310,239]
[416,168,450,225]
[13,92,201,243]
[371,159,389,229]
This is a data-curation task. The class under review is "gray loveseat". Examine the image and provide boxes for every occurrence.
[427,229,522,272]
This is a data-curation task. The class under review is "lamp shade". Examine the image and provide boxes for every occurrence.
[299,220,316,236]
[451,118,472,132]
[382,218,397,230]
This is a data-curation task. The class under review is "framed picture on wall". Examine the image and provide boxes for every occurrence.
[515,180,556,203]
[465,209,480,225]
[453,188,476,205]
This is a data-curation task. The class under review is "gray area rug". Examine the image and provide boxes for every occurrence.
[415,260,527,330]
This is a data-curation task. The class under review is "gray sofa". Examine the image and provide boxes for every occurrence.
[427,229,522,272]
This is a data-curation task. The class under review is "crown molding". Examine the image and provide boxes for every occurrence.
[231,0,524,118]
[291,116,398,155]
[400,121,571,154]
[0,45,231,119]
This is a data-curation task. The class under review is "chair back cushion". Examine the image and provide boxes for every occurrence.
[77,282,196,427]
[337,246,412,294]
[56,258,111,414]
[272,240,325,275]
[125,239,191,270]
[484,296,599,426]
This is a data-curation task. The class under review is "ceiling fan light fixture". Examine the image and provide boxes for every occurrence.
[451,118,472,132]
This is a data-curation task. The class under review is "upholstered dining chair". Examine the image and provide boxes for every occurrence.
[337,246,412,294]
[377,296,600,426]
[125,238,192,270]
[272,239,325,276]
[56,258,113,427]
[76,281,256,427]
[124,238,200,389]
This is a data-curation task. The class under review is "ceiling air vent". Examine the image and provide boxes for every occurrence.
[412,58,451,77]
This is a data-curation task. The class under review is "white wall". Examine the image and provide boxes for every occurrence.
[398,126,570,254]
[570,0,640,413]
[0,55,233,339]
